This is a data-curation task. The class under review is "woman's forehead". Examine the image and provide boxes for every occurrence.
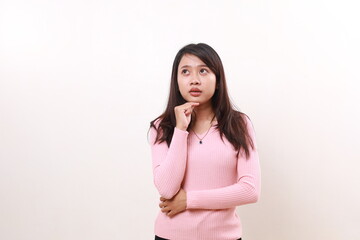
[179,54,207,68]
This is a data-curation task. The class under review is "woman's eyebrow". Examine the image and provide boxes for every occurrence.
[180,64,208,69]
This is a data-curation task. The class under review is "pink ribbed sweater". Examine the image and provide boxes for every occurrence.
[149,116,261,240]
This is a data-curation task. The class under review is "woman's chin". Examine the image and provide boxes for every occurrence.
[183,96,201,103]
[183,95,212,106]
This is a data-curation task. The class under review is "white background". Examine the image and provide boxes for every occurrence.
[1,0,359,239]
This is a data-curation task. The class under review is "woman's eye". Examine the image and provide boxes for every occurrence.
[182,69,189,74]
[200,68,208,74]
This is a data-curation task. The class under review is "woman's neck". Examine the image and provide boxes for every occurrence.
[193,103,215,123]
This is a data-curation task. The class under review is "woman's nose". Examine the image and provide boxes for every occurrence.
[190,74,200,85]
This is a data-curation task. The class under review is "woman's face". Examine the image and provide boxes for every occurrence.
[177,54,217,106]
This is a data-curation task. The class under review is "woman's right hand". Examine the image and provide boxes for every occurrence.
[174,102,199,131]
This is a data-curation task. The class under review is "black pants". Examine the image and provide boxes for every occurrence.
[155,236,241,240]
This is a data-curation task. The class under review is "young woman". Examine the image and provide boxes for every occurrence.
[149,43,261,240]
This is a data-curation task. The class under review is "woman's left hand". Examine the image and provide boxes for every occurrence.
[159,188,187,217]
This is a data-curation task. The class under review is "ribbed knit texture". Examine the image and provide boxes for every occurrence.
[150,116,261,240]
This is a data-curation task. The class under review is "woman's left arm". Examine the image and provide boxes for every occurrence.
[160,137,260,213]
[186,117,261,210]
[186,150,260,209]
[159,117,261,214]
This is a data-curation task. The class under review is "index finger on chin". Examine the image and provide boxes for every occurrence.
[188,102,199,106]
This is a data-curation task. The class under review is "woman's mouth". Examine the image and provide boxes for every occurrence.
[190,92,201,97]
[189,88,202,97]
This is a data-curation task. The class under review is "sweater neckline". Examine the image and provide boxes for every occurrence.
[191,124,216,137]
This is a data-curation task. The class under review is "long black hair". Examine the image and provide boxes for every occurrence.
[150,43,254,158]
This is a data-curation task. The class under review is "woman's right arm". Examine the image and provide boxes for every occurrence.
[150,125,189,199]
[150,102,198,199]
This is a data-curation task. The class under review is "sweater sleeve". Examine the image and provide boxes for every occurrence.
[186,116,261,210]
[149,122,189,199]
